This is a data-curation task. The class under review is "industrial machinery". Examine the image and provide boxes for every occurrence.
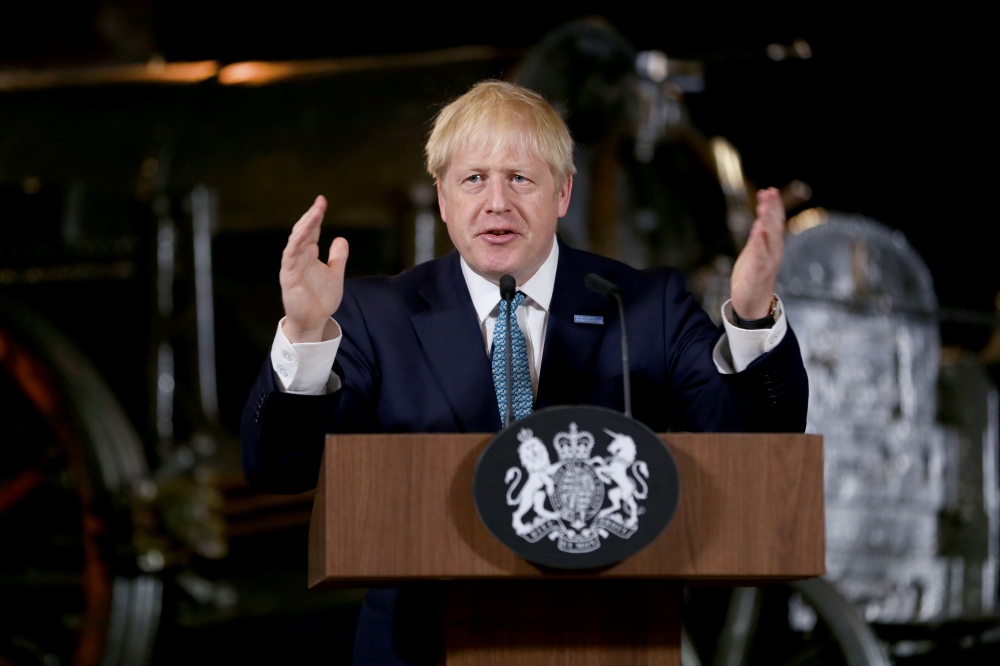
[776,211,1000,660]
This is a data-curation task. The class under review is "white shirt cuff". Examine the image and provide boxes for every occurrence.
[712,297,787,374]
[270,317,343,395]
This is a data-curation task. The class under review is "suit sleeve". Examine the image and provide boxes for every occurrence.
[662,270,808,433]
[240,285,382,493]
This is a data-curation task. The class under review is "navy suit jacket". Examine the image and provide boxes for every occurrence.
[242,239,807,493]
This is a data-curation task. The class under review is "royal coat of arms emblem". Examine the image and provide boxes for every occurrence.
[505,423,650,554]
[473,404,679,570]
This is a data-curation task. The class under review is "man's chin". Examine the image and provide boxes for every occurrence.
[467,248,524,281]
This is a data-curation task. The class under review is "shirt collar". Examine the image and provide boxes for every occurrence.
[459,236,559,325]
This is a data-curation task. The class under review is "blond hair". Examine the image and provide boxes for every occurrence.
[425,80,576,183]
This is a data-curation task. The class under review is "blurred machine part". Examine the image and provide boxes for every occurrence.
[515,19,735,275]
[777,212,1000,624]
[698,580,890,666]
[710,136,754,250]
[937,351,1000,615]
[0,296,161,666]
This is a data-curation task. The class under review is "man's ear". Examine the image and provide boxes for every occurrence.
[556,174,573,218]
[436,180,448,223]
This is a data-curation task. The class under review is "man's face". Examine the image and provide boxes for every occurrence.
[437,140,572,285]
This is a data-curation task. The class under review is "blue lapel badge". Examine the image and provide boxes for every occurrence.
[574,315,604,325]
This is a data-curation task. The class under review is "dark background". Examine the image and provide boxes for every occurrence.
[3,2,992,315]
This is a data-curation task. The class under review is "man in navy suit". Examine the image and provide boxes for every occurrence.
[242,81,807,665]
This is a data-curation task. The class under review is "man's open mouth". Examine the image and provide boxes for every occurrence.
[480,229,519,244]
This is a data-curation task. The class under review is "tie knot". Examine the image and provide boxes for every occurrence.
[500,291,526,314]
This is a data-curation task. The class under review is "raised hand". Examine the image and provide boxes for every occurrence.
[279,196,349,343]
[730,188,785,320]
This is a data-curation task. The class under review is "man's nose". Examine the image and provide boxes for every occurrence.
[484,178,511,215]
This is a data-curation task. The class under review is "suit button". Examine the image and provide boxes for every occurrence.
[282,351,292,361]
[278,367,288,378]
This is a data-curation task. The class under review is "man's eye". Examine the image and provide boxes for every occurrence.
[467,175,482,183]
[512,174,527,183]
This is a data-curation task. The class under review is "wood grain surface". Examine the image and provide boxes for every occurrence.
[309,433,824,587]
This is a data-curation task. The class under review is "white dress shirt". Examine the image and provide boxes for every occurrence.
[460,236,559,394]
[269,239,787,396]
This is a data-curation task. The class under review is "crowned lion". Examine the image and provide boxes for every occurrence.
[505,429,560,535]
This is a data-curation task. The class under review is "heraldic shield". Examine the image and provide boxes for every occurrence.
[474,405,680,570]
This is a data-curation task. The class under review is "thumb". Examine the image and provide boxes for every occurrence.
[748,221,767,252]
[327,236,349,280]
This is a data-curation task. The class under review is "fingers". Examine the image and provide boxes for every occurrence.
[756,188,785,229]
[752,188,786,254]
[290,196,327,235]
[285,196,328,255]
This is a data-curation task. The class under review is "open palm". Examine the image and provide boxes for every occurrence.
[730,188,785,320]
[279,196,349,343]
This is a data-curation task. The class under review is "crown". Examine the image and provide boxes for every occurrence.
[553,422,594,460]
[517,428,535,443]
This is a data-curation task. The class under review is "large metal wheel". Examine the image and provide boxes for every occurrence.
[683,580,890,666]
[0,297,160,666]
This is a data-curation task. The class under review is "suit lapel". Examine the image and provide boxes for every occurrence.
[535,241,614,409]
[411,252,502,432]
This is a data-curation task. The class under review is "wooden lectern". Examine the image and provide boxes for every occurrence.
[309,433,824,665]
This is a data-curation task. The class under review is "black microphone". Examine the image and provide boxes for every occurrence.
[499,274,516,427]
[584,273,632,418]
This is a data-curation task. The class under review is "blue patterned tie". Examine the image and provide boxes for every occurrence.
[492,291,534,422]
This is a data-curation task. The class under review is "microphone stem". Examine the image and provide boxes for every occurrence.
[505,296,514,427]
[614,293,632,417]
